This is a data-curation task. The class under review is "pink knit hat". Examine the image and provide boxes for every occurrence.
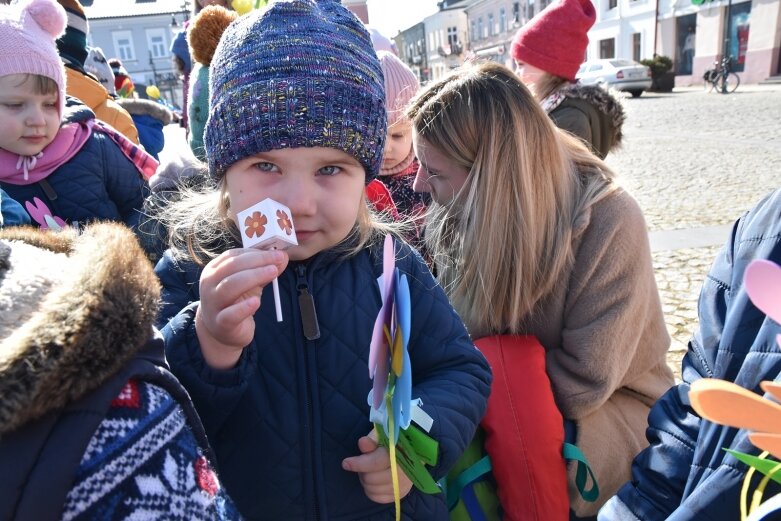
[378,51,419,127]
[510,0,596,82]
[0,0,68,116]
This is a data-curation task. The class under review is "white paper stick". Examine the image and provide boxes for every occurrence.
[272,277,282,322]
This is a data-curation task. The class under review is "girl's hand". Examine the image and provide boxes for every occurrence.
[341,430,414,504]
[195,248,288,369]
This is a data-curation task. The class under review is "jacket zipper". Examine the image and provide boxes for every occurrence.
[296,264,321,520]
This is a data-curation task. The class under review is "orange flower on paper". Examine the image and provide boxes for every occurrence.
[277,209,293,235]
[244,211,267,238]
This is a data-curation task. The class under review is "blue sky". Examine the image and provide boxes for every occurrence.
[366,0,440,37]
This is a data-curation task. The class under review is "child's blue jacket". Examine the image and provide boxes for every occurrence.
[156,238,492,520]
[600,188,781,520]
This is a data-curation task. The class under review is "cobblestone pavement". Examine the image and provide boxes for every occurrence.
[604,85,781,380]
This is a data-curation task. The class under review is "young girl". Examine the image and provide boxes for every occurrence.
[377,51,429,234]
[510,0,625,159]
[155,1,492,520]
[0,0,152,234]
[407,62,673,518]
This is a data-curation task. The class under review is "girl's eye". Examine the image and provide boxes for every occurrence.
[2,103,22,109]
[318,165,341,176]
[253,162,278,172]
[44,102,57,109]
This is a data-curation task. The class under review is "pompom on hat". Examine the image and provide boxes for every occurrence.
[204,0,387,182]
[510,0,596,82]
[54,0,88,68]
[0,0,67,116]
[378,51,419,128]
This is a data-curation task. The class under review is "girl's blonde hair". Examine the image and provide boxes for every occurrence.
[407,61,617,338]
[160,170,398,267]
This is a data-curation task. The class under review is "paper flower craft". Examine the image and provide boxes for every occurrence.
[689,259,781,521]
[244,211,267,239]
[368,235,440,520]
[276,210,293,236]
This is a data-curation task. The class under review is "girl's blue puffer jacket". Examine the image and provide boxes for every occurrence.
[599,188,781,520]
[156,238,492,521]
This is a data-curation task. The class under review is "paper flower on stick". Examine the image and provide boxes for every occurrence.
[368,235,440,520]
[689,259,781,521]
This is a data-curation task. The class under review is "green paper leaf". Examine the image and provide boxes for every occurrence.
[375,424,441,494]
[725,449,781,485]
[404,424,438,466]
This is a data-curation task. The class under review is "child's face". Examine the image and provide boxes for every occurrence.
[225,147,366,261]
[412,134,469,206]
[382,120,413,172]
[198,0,227,7]
[0,74,59,156]
[514,60,547,87]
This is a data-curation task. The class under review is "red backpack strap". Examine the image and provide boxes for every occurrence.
[474,334,570,521]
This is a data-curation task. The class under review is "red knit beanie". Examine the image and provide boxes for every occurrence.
[510,0,596,82]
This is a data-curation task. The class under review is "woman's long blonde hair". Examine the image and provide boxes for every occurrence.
[407,61,617,338]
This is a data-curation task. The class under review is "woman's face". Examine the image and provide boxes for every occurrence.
[411,135,469,206]
[514,60,547,87]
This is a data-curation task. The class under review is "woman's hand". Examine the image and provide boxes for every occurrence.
[195,248,288,369]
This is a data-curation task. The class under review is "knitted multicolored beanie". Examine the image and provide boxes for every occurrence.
[205,0,387,181]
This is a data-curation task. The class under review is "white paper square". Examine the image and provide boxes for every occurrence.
[236,198,298,250]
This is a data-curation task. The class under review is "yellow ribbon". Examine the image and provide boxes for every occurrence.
[386,393,401,521]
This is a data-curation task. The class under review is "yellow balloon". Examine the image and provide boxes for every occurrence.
[232,0,253,15]
[146,85,160,99]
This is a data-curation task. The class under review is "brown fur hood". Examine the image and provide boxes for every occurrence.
[0,223,160,435]
[115,97,173,125]
[561,83,626,150]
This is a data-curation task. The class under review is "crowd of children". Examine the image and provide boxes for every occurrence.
[2,0,779,520]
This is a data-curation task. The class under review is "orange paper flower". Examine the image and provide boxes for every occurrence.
[277,209,293,235]
[244,211,267,238]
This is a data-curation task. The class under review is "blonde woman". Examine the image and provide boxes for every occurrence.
[408,62,673,519]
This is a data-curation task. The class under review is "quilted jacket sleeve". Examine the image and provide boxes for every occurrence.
[99,133,150,231]
[154,250,202,329]
[399,246,492,478]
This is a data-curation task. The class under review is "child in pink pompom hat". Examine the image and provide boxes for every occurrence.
[0,0,154,251]
[377,51,429,246]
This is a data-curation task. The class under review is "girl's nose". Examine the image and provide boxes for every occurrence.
[412,164,431,194]
[283,179,317,217]
[25,107,46,127]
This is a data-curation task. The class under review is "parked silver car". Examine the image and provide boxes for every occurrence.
[576,59,652,97]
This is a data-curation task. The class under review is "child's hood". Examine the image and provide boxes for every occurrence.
[115,97,173,125]
[63,95,96,125]
[0,223,160,435]
[187,5,238,67]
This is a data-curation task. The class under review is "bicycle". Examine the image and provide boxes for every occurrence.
[703,56,740,94]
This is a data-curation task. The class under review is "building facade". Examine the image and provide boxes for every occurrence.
[589,0,781,84]
[395,22,429,83]
[343,0,369,23]
[424,0,472,80]
[83,0,187,107]
[464,0,528,69]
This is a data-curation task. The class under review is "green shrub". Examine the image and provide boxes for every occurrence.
[640,55,673,79]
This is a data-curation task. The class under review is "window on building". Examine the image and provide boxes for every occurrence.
[540,0,551,9]
[477,17,484,40]
[608,0,617,9]
[526,1,535,21]
[471,20,478,41]
[417,38,423,54]
[488,13,495,36]
[512,2,520,23]
[599,37,615,58]
[112,30,135,62]
[146,28,168,59]
[448,26,458,45]
[632,32,642,61]
[499,8,507,33]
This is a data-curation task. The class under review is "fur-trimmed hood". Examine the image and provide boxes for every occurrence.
[560,82,625,152]
[0,223,159,435]
[115,97,173,125]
